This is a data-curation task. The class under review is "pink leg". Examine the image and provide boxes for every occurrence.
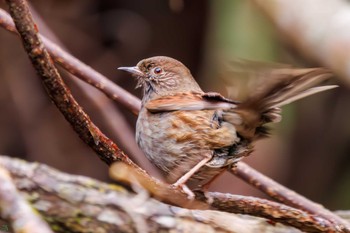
[173,156,212,187]
[172,157,212,199]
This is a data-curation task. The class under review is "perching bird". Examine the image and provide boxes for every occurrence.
[119,56,336,191]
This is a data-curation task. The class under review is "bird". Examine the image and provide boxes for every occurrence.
[118,56,336,191]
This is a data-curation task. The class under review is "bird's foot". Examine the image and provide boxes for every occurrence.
[171,183,195,200]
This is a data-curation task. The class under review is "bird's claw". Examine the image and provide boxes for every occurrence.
[171,183,195,200]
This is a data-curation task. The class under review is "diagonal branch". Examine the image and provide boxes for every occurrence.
[4,0,135,168]
[3,0,196,207]
[27,4,154,170]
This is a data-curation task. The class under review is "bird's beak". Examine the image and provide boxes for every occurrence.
[118,66,144,77]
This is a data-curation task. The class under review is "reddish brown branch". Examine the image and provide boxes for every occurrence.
[27,4,154,170]
[0,165,53,233]
[4,0,136,168]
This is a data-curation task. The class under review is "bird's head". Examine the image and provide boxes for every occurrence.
[118,56,202,98]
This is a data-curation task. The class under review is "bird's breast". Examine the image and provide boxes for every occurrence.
[136,107,240,183]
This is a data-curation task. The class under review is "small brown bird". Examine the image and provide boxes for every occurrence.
[119,56,336,191]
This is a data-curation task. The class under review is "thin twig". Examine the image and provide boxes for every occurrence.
[0,165,53,233]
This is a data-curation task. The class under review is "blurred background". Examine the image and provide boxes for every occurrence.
[0,0,349,210]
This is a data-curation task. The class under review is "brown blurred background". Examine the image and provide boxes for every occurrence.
[0,0,349,210]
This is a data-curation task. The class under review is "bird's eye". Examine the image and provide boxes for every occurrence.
[153,67,163,74]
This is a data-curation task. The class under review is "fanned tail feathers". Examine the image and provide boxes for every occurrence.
[223,68,336,140]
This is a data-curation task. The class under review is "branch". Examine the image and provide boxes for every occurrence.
[4,0,135,167]
[231,153,350,231]
[1,155,345,233]
[3,0,191,207]
[0,165,53,233]
[206,193,337,233]
[111,163,340,232]
[0,156,205,233]
[27,4,153,170]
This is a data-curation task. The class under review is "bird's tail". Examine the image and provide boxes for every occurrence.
[223,68,336,140]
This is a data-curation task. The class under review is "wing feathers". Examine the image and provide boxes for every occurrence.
[145,92,237,113]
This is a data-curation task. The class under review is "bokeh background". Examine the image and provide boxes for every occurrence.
[0,0,350,210]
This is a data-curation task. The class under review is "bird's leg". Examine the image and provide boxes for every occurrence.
[195,170,226,204]
[173,156,212,186]
[172,156,212,199]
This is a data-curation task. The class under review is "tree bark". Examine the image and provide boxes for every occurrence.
[0,155,326,233]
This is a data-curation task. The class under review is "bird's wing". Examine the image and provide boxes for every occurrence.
[145,92,238,113]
